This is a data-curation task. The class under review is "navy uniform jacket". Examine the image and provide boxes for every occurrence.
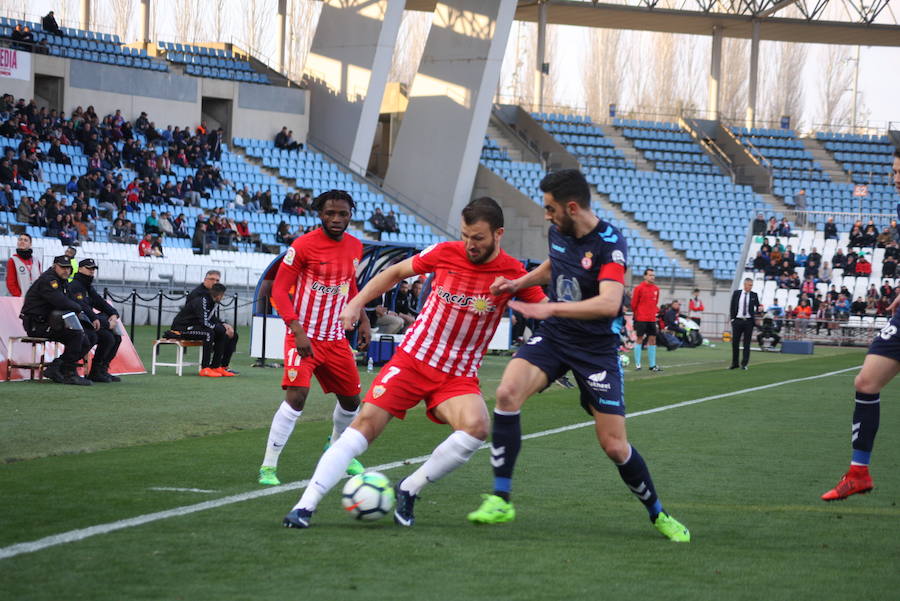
[68,272,119,319]
[20,268,86,323]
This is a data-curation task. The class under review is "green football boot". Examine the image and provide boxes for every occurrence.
[467,494,516,524]
[258,466,281,486]
[653,512,690,542]
[323,436,365,476]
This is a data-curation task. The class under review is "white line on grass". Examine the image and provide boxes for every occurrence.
[147,487,219,494]
[0,364,860,561]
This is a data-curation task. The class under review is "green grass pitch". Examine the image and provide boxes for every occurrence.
[1,328,898,600]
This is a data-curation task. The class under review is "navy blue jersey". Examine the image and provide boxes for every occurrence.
[541,219,627,342]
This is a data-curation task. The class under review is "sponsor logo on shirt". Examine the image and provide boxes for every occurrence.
[434,286,495,313]
[555,276,582,303]
[311,280,350,296]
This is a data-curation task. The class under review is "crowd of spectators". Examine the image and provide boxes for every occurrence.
[369,207,400,239]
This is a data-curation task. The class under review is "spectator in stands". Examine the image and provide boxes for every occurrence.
[764,257,780,280]
[793,188,807,210]
[880,280,894,301]
[384,210,400,234]
[191,222,209,254]
[275,221,293,245]
[844,251,857,275]
[58,214,78,247]
[138,233,153,256]
[831,248,846,270]
[787,272,801,290]
[834,294,851,320]
[369,207,388,239]
[172,213,189,238]
[824,216,838,240]
[855,253,872,277]
[752,213,767,235]
[366,294,405,334]
[780,259,794,277]
[409,280,423,317]
[48,138,71,165]
[158,211,174,237]
[851,296,867,317]
[274,127,301,151]
[765,217,778,236]
[849,224,866,248]
[794,299,813,335]
[144,210,160,235]
[208,128,224,161]
[815,300,835,336]
[776,218,793,238]
[805,257,819,279]
[866,283,880,305]
[0,158,25,190]
[783,244,796,267]
[259,190,275,214]
[801,274,816,297]
[877,226,893,248]
[41,11,63,36]
[795,248,807,267]
[151,234,165,258]
[389,280,417,332]
[751,251,767,271]
[882,251,897,278]
[0,184,12,212]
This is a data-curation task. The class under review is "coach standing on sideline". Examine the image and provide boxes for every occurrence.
[730,277,760,370]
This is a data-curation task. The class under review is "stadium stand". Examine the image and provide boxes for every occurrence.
[158,42,269,84]
[616,118,720,176]
[816,131,894,185]
[0,16,168,72]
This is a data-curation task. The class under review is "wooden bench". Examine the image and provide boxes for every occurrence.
[151,339,203,376]
[6,336,54,382]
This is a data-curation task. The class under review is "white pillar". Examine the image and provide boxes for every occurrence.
[139,0,151,44]
[745,20,760,128]
[384,0,518,234]
[536,1,547,115]
[79,0,91,31]
[707,25,723,118]
[275,0,288,73]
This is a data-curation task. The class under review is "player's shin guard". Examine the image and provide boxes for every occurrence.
[851,392,880,466]
[615,445,663,520]
[294,427,368,512]
[402,431,483,496]
[633,344,642,369]
[491,410,521,501]
[262,402,302,467]
[331,403,358,442]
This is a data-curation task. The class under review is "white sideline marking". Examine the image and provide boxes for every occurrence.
[0,365,860,561]
[147,487,219,494]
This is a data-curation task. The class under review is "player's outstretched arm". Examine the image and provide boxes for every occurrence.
[339,258,417,330]
[492,259,551,296]
[510,280,624,321]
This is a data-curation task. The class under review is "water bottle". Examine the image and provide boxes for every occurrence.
[367,357,374,373]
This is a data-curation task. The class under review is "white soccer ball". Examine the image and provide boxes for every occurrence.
[341,471,395,521]
[619,353,630,367]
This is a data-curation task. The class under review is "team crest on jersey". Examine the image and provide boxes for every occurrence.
[581,252,593,270]
[76,293,84,300]
[283,246,296,266]
[287,368,298,382]
[372,385,386,398]
[50,280,58,288]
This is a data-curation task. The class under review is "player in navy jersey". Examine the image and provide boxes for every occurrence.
[822,149,900,501]
[468,169,690,542]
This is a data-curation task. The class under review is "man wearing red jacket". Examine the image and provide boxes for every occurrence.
[688,289,704,326]
[631,268,661,371]
[257,190,371,487]
[6,233,41,296]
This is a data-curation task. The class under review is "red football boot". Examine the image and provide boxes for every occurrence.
[821,466,873,501]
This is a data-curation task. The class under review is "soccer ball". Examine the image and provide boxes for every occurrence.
[619,353,630,367]
[341,471,395,521]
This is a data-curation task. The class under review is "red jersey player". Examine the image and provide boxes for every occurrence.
[631,267,661,371]
[258,190,371,486]
[282,197,546,529]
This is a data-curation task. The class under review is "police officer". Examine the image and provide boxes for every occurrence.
[68,258,122,383]
[19,255,91,385]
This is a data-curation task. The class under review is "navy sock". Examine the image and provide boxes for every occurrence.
[491,410,521,501]
[616,445,663,521]
[851,392,880,465]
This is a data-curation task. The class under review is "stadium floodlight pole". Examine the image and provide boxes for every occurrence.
[536,0,547,115]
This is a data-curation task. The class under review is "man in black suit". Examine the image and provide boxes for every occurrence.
[730,278,760,370]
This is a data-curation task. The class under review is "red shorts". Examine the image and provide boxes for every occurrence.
[363,350,482,424]
[282,335,361,396]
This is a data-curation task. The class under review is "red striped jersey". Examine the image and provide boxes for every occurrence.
[271,228,361,341]
[401,242,545,377]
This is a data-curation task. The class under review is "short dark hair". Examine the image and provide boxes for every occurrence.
[462,197,504,231]
[643,268,654,275]
[313,189,355,212]
[210,283,227,296]
[19,232,31,241]
[894,149,900,160]
[539,169,590,209]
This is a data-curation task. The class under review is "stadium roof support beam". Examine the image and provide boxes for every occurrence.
[384,0,518,235]
[745,20,760,128]
[707,25,722,118]
[404,1,900,46]
[304,0,406,176]
[536,1,547,115]
[275,0,288,74]
[79,0,91,32]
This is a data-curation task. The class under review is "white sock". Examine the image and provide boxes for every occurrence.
[400,431,484,496]
[262,401,302,468]
[330,403,358,442]
[294,427,368,511]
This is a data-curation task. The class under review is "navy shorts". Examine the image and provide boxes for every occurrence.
[867,310,900,361]
[515,331,625,416]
